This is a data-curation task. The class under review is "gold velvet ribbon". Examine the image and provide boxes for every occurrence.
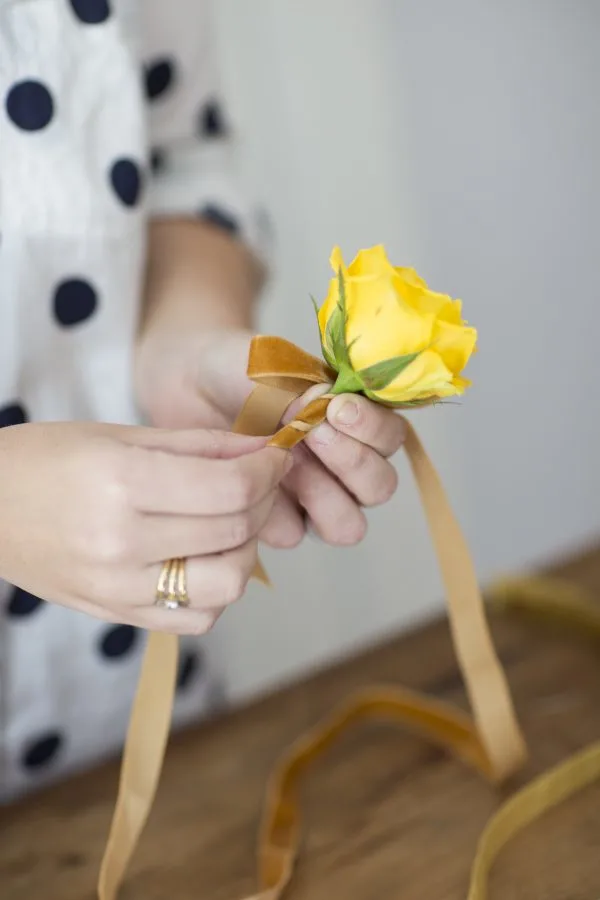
[97,337,598,899]
[465,576,600,899]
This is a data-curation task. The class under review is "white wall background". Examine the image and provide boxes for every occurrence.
[208,1,600,704]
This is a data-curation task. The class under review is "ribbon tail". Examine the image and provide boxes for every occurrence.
[97,631,178,899]
[468,740,600,900]
[403,422,527,780]
[96,373,319,898]
[467,575,600,899]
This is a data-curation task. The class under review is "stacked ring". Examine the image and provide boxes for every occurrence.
[154,558,189,610]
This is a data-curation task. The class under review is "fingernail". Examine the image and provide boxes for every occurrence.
[283,453,294,474]
[334,399,359,426]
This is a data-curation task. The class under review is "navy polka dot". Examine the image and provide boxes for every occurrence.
[177,650,202,691]
[53,278,98,327]
[5,80,54,132]
[0,402,28,428]
[199,100,227,138]
[144,59,176,101]
[22,732,63,770]
[99,624,139,660]
[109,158,142,208]
[199,204,240,236]
[69,0,111,24]
[150,148,166,174]
[7,587,45,618]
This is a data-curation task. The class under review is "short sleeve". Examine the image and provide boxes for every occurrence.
[140,0,271,262]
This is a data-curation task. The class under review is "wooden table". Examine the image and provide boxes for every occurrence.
[2,548,600,899]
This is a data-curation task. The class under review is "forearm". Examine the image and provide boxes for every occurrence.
[140,218,265,345]
[135,218,265,423]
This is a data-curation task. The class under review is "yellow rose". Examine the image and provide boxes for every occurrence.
[315,245,477,406]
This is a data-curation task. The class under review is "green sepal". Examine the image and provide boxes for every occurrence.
[322,303,342,367]
[321,341,337,371]
[363,389,438,409]
[330,364,364,395]
[357,352,420,391]
[324,268,353,369]
[311,294,337,369]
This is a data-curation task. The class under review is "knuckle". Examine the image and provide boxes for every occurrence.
[326,511,367,547]
[100,520,134,564]
[221,563,249,606]
[83,508,134,566]
[390,416,408,452]
[77,519,129,570]
[199,429,226,455]
[229,513,252,548]
[107,444,138,502]
[120,445,154,505]
[85,450,137,537]
[366,464,399,507]
[188,611,221,637]
[228,467,256,510]
[268,523,304,550]
[382,464,400,501]
[84,566,119,606]
[346,438,371,473]
[279,524,305,549]
[342,513,368,546]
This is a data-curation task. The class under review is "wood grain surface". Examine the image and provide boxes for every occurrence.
[2,547,600,899]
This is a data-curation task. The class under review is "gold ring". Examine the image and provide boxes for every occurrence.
[155,558,190,610]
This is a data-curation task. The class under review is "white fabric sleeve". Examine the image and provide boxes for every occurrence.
[140,0,271,262]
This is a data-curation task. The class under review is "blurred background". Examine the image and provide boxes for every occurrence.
[207,1,600,705]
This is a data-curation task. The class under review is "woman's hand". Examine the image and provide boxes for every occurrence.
[136,328,407,550]
[0,421,290,634]
[136,219,406,550]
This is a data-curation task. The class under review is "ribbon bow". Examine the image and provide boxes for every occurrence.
[98,336,527,900]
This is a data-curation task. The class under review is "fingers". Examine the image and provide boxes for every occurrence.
[304,422,399,508]
[133,539,260,634]
[326,394,407,458]
[286,391,405,510]
[71,433,299,637]
[76,538,262,637]
[61,590,223,638]
[137,540,258,612]
[128,444,291,515]
[140,490,277,561]
[89,599,224,638]
[283,445,367,545]
[119,425,268,457]
[143,607,222,637]
[259,487,305,549]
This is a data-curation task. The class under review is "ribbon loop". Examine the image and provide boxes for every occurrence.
[247,336,335,394]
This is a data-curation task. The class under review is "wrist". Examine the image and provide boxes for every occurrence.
[140,218,263,345]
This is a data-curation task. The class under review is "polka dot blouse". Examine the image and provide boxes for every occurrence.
[0,0,258,802]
